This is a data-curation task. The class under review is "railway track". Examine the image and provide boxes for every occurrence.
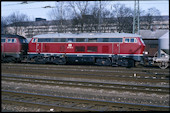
[2,63,169,111]
[2,63,169,82]
[2,90,169,111]
[2,74,169,94]
[2,63,169,74]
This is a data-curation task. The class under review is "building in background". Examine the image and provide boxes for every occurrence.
[140,29,169,57]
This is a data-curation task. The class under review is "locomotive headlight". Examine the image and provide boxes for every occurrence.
[165,55,168,58]
[143,51,148,55]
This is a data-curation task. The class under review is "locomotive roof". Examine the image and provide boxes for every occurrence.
[1,34,26,39]
[33,33,141,38]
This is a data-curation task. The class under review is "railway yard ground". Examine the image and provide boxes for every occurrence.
[1,63,170,111]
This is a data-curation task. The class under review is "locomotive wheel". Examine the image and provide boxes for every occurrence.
[96,58,111,66]
[127,59,135,68]
[53,58,66,65]
[118,59,135,68]
[34,56,47,64]
[3,57,16,63]
[158,61,169,69]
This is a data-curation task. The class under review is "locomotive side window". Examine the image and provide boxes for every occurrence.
[1,39,6,43]
[97,38,103,42]
[51,38,59,42]
[102,38,109,42]
[97,38,122,42]
[60,38,66,42]
[38,38,51,42]
[75,46,85,52]
[37,38,67,42]
[110,38,123,42]
[68,38,74,42]
[87,46,98,52]
[88,38,97,42]
[76,38,86,42]
[51,38,65,42]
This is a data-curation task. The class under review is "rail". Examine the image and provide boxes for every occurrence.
[2,74,169,94]
[2,90,169,111]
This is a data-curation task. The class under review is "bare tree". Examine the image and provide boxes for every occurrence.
[68,1,90,32]
[141,7,161,30]
[111,3,133,33]
[48,1,71,32]
[87,1,111,32]
[1,16,9,34]
[5,11,30,35]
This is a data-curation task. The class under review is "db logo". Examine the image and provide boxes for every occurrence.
[67,44,73,49]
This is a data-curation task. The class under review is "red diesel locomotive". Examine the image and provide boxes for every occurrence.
[1,34,28,62]
[28,33,145,67]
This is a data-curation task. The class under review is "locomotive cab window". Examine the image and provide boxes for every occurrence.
[125,38,137,43]
[130,38,137,43]
[11,39,14,43]
[32,38,37,43]
[125,38,130,43]
[7,38,16,43]
[11,39,16,43]
[21,39,28,43]
[7,39,11,43]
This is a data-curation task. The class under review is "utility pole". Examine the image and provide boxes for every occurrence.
[60,2,63,32]
[99,0,101,32]
[133,0,140,34]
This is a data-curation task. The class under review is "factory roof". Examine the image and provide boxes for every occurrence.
[140,30,169,39]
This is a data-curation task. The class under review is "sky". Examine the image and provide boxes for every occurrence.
[1,1,169,21]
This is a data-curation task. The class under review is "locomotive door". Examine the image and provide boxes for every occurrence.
[36,42,42,53]
[112,43,120,55]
